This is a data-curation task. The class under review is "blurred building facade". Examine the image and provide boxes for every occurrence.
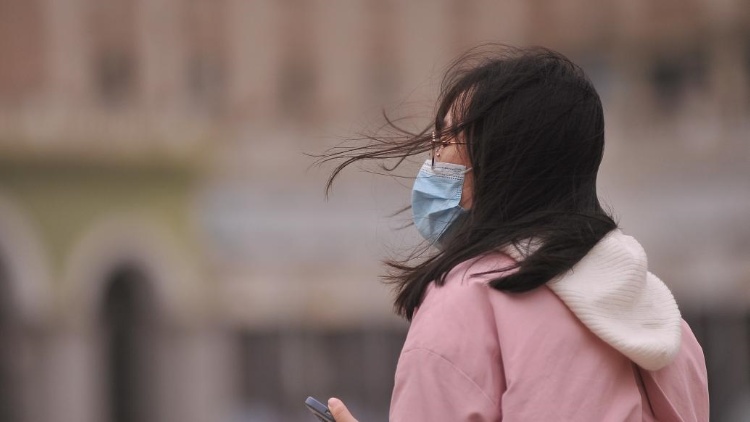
[0,0,749,421]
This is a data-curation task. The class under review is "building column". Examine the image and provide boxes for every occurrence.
[44,0,91,108]
[310,0,368,127]
[225,0,282,131]
[137,0,188,137]
[46,328,104,422]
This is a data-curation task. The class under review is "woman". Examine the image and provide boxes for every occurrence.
[321,46,709,421]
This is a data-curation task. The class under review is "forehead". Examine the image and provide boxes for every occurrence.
[444,110,454,126]
[441,88,472,129]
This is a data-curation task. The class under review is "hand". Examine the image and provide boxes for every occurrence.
[328,397,358,422]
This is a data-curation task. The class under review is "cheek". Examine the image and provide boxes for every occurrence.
[440,147,471,167]
[440,149,462,165]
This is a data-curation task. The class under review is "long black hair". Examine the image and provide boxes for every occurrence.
[320,45,617,320]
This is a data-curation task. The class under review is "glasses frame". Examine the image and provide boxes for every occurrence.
[430,130,466,168]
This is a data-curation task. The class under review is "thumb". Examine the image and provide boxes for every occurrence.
[328,397,358,422]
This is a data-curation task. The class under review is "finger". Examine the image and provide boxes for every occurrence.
[328,397,358,422]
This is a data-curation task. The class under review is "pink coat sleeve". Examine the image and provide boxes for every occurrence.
[389,278,504,422]
[390,348,501,421]
[639,320,709,421]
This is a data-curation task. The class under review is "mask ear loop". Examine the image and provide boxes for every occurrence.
[430,131,438,168]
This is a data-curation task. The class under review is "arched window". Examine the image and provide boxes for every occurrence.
[236,326,406,420]
[101,265,158,422]
[0,257,21,422]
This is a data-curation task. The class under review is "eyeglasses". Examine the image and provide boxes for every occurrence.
[430,130,466,168]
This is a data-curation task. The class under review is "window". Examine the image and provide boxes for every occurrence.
[101,265,158,422]
[96,50,136,106]
[649,48,707,114]
[185,0,227,112]
[237,326,407,421]
[366,0,399,104]
[187,55,225,111]
[278,59,316,120]
[90,0,138,106]
[278,0,316,122]
[0,257,21,422]
[683,308,750,422]
[237,330,285,420]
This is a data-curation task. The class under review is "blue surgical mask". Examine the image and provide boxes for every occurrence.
[411,159,470,244]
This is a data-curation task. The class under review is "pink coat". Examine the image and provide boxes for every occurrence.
[389,246,709,421]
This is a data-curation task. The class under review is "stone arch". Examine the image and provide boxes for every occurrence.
[62,213,206,327]
[60,213,210,422]
[0,193,53,325]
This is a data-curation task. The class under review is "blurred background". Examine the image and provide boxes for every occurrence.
[0,0,748,421]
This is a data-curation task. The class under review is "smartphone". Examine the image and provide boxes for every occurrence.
[305,396,336,422]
